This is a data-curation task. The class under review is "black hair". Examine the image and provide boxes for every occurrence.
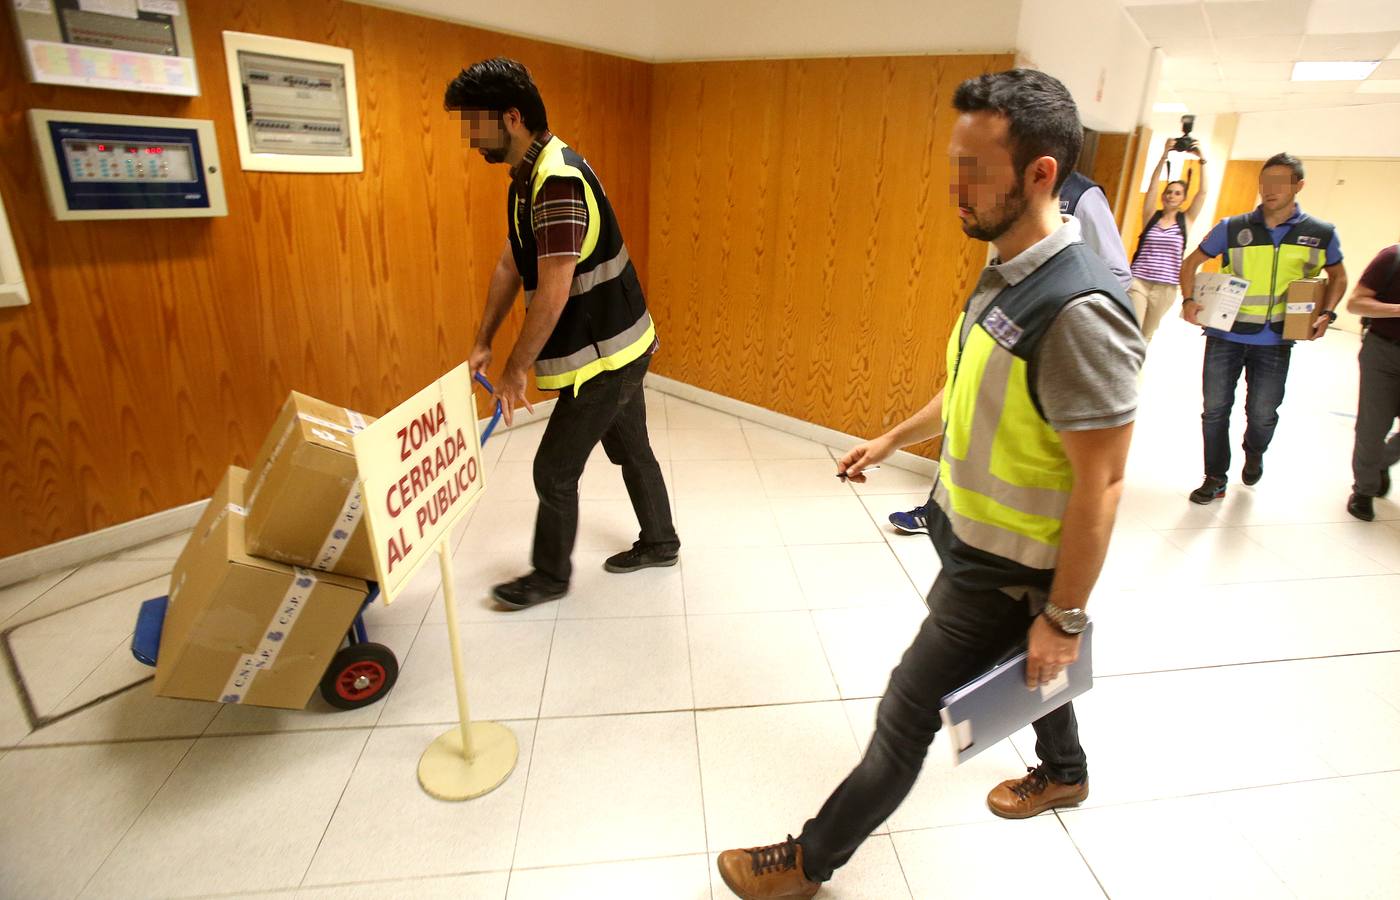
[1262,152,1304,181]
[952,68,1083,194]
[444,57,549,133]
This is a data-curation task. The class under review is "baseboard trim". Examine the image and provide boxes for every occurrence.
[0,500,208,590]
[643,373,938,478]
[0,401,560,590]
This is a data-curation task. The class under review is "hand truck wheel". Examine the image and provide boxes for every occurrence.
[320,642,399,709]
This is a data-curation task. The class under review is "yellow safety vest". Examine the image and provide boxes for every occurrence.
[1219,211,1334,335]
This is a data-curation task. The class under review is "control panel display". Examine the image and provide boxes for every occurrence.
[11,0,198,96]
[29,109,227,220]
[63,139,197,183]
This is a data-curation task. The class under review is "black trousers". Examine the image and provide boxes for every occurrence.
[1352,332,1400,497]
[530,354,679,583]
[798,573,1087,882]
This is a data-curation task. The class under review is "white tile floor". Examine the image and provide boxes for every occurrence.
[1,321,1399,898]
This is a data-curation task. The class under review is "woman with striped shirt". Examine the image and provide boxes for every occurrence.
[1129,138,1208,341]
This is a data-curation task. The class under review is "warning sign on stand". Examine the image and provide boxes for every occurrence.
[354,362,486,601]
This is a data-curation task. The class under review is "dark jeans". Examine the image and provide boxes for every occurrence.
[1201,336,1292,478]
[531,354,678,583]
[797,574,1087,883]
[1352,332,1400,497]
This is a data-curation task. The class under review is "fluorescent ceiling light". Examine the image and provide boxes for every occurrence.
[1153,101,1189,112]
[1291,60,1380,81]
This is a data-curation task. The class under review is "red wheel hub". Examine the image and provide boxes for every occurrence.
[336,660,387,701]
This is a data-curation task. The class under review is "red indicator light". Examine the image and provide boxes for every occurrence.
[97,144,107,151]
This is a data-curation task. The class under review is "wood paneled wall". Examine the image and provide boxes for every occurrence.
[1214,159,1264,226]
[0,3,652,556]
[646,54,1012,450]
[1088,131,1132,218]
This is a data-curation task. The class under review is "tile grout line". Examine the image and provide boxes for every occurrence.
[296,728,375,888]
[74,735,201,898]
[501,591,560,894]
[1048,806,1115,900]
[676,553,716,897]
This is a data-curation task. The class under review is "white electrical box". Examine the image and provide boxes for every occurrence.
[8,0,199,96]
[29,108,227,221]
[0,183,29,307]
[223,31,364,174]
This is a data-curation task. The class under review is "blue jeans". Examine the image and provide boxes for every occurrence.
[1201,336,1292,479]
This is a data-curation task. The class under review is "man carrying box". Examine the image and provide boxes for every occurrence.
[445,58,680,609]
[1179,153,1347,504]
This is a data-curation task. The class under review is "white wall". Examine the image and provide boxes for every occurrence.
[1233,104,1400,159]
[653,1,1020,60]
[353,0,1021,61]
[1016,0,1155,132]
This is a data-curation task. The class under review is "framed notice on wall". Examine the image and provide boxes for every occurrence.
[222,31,364,174]
[9,0,199,96]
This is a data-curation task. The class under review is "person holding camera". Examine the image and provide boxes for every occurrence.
[1178,153,1347,504]
[1128,136,1207,342]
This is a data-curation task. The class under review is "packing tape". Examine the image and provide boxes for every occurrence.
[313,482,364,572]
[246,418,298,508]
[202,502,249,541]
[218,567,318,705]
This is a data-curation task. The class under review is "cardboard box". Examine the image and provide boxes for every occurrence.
[155,467,369,709]
[1194,272,1250,332]
[245,392,378,581]
[1284,277,1326,341]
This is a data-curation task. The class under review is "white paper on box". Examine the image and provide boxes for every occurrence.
[1194,272,1250,331]
[1287,302,1315,314]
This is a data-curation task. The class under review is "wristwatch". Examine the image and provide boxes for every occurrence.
[1322,309,1338,322]
[1042,601,1090,635]
[1181,296,1194,306]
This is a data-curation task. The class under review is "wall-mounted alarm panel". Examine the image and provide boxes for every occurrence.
[9,0,199,96]
[29,109,228,220]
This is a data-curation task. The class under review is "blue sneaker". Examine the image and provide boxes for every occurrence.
[888,504,930,535]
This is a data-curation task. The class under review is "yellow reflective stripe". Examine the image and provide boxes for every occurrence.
[991,355,1073,493]
[933,474,1061,569]
[532,140,602,264]
[535,320,655,395]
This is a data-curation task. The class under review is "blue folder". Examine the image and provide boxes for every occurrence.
[939,626,1093,766]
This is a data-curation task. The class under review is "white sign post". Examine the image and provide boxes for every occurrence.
[354,362,517,800]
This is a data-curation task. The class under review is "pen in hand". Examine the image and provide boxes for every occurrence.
[836,465,880,481]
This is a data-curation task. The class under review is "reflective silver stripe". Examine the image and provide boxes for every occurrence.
[571,245,630,296]
[534,309,653,376]
[523,245,631,308]
[945,345,1070,519]
[932,479,1060,570]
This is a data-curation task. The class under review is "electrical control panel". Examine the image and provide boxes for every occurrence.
[9,0,199,96]
[29,109,227,220]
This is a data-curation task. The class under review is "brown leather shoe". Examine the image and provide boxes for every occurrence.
[716,835,820,899]
[987,766,1088,819]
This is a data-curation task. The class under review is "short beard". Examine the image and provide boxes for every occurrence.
[481,146,508,164]
[961,181,1028,242]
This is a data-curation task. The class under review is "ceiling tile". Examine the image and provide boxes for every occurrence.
[1206,0,1311,38]
[1357,78,1400,92]
[1305,1,1400,35]
[1211,34,1306,60]
[1297,31,1400,59]
[1219,60,1295,78]
[1163,56,1219,77]
[1128,3,1212,41]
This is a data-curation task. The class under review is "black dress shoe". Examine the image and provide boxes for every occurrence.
[1189,475,1227,505]
[492,572,568,609]
[1242,454,1264,486]
[1346,493,1375,522]
[603,542,679,573]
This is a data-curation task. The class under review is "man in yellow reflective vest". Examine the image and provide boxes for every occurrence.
[445,58,679,609]
[716,69,1146,900]
[1179,153,1347,504]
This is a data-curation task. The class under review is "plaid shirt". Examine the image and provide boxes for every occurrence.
[511,132,588,260]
